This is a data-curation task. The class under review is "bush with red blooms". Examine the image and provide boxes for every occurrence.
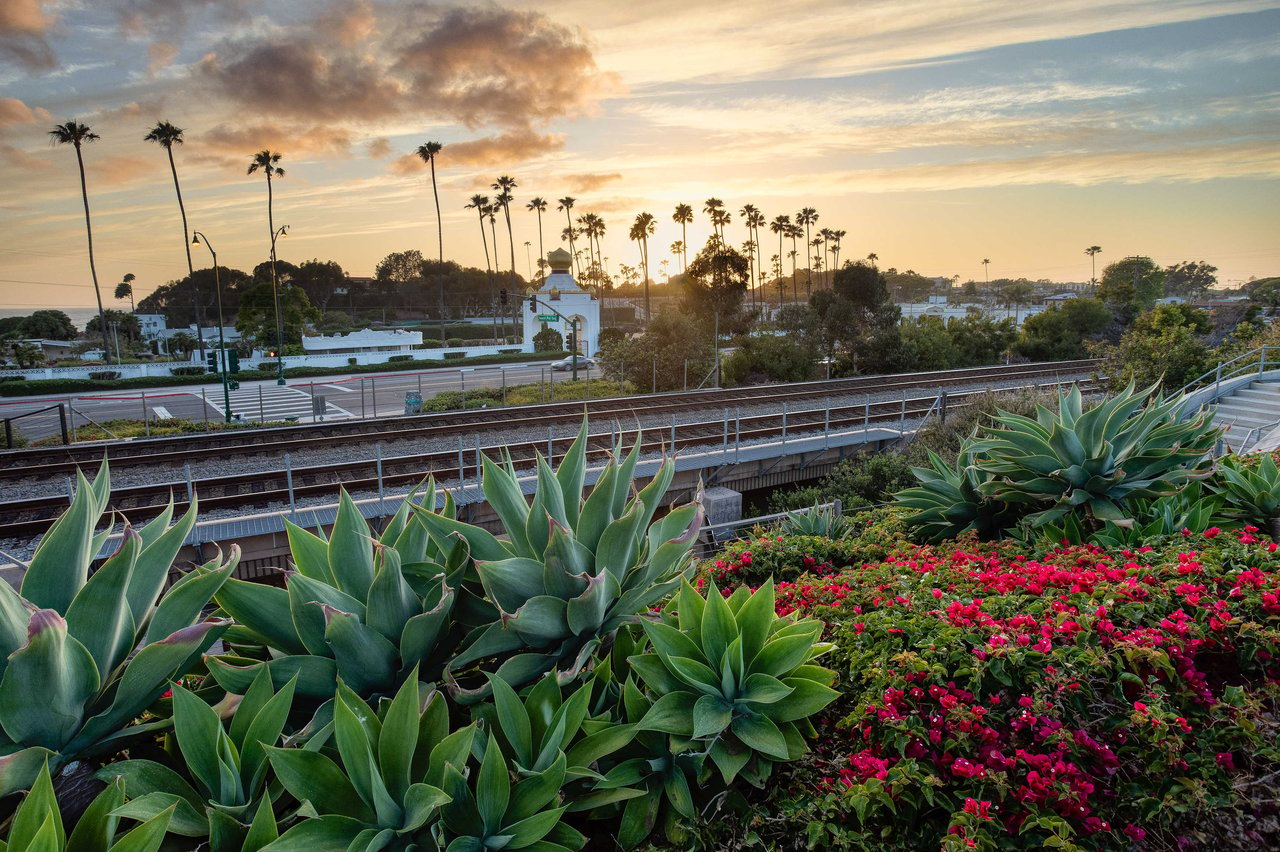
[683,511,1280,851]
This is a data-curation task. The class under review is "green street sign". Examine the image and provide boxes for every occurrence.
[536,314,558,322]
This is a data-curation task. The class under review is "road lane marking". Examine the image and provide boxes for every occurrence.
[323,384,356,392]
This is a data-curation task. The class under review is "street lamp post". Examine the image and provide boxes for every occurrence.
[191,232,233,423]
[269,224,289,385]
[527,295,581,382]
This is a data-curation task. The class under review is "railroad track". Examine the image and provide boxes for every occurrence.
[0,360,1096,482]
[0,372,1097,541]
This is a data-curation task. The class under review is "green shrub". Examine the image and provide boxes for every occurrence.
[388,354,413,362]
[770,452,913,514]
[88,370,121,380]
[534,327,563,352]
[1209,451,1280,532]
[170,366,207,377]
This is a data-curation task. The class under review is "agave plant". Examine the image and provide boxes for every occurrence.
[419,422,703,699]
[1,762,174,852]
[210,485,472,699]
[260,675,467,850]
[1039,482,1221,548]
[774,504,854,539]
[98,669,297,851]
[893,448,1024,543]
[967,382,1219,529]
[436,732,586,852]
[1208,452,1280,534]
[631,579,838,789]
[0,464,235,797]
[587,650,706,849]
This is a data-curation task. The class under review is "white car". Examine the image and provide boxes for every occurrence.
[550,356,597,371]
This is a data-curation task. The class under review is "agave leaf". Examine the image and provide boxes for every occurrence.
[0,610,99,750]
[475,734,510,835]
[365,547,418,643]
[554,420,589,528]
[699,579,737,670]
[595,504,647,583]
[266,746,374,822]
[288,575,366,657]
[475,558,547,615]
[328,490,376,597]
[322,607,397,696]
[257,815,367,851]
[65,527,140,679]
[507,596,571,647]
[206,655,338,699]
[565,571,620,637]
[172,685,234,801]
[239,675,297,795]
[377,676,423,803]
[284,520,335,585]
[508,752,567,823]
[143,555,235,648]
[125,499,200,628]
[635,691,696,736]
[7,761,62,850]
[481,453,534,558]
[408,504,512,562]
[731,714,788,760]
[215,578,307,656]
[542,523,592,600]
[73,619,229,751]
[22,469,102,613]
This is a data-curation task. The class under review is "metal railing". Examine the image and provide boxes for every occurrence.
[1236,417,1280,454]
[693,501,842,557]
[1180,346,1280,399]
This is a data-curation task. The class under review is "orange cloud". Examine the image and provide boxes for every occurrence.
[565,172,623,193]
[199,122,357,160]
[366,137,392,158]
[147,41,179,75]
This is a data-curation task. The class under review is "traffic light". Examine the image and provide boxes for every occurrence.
[566,332,576,352]
[500,288,508,305]
[206,352,217,372]
[228,350,240,373]
[528,296,536,313]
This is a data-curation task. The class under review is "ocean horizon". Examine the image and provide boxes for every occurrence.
[0,307,104,332]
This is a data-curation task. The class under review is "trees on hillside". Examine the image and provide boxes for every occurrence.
[1164,260,1218,300]
[1097,256,1164,322]
[1014,298,1113,361]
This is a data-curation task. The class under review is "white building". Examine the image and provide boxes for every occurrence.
[523,248,601,354]
[301,328,423,354]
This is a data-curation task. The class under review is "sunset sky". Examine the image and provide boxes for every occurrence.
[1,0,1278,313]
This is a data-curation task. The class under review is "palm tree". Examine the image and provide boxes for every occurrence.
[769,215,791,303]
[492,176,517,296]
[830,229,846,270]
[466,195,492,274]
[145,120,203,353]
[797,207,818,295]
[982,258,991,285]
[817,228,834,285]
[740,204,760,307]
[1085,245,1102,292]
[867,252,878,269]
[415,141,444,263]
[630,211,656,321]
[51,121,109,363]
[526,197,548,281]
[787,223,803,302]
[247,150,285,352]
[672,203,693,271]
[114,273,136,313]
[557,197,579,277]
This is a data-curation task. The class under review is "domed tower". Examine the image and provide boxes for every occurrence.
[523,246,600,355]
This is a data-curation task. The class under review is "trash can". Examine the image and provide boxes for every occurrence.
[404,391,423,415]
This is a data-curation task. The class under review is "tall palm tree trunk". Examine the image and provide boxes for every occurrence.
[166,146,204,354]
[680,221,688,272]
[641,235,650,322]
[535,209,545,280]
[564,209,579,277]
[75,145,109,364]
[266,172,284,354]
[503,205,516,297]
[430,159,442,264]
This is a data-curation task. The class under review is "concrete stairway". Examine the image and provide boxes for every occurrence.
[1212,380,1280,452]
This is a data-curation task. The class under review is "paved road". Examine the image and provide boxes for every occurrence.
[0,361,600,444]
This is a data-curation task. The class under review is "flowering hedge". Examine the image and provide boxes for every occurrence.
[684,513,1280,851]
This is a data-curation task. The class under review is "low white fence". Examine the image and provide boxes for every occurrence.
[0,342,535,382]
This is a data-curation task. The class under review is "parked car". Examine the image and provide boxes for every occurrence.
[550,356,597,371]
